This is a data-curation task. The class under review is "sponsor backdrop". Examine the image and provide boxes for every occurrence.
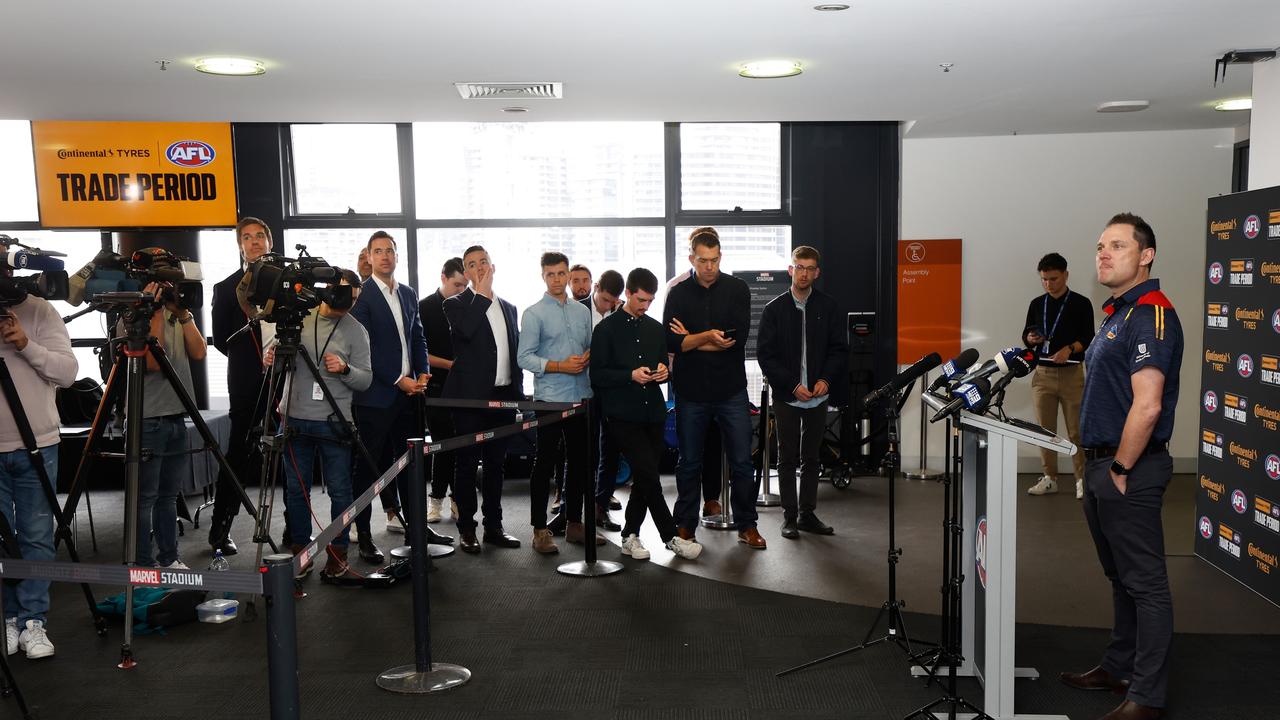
[30,121,237,228]
[897,238,961,363]
[1197,187,1280,606]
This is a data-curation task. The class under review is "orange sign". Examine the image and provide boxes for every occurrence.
[31,121,237,228]
[897,239,961,363]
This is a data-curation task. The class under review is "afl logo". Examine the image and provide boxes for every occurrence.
[166,140,215,168]
[1266,454,1280,481]
[1199,515,1214,539]
[905,242,926,263]
[1203,391,1218,413]
[974,516,988,590]
[1231,489,1249,514]
[1272,309,1280,333]
[1244,214,1261,239]
[1238,354,1254,378]
[1208,262,1224,284]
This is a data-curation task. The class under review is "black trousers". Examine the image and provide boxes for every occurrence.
[702,418,722,501]
[529,412,588,528]
[452,401,515,534]
[352,394,417,535]
[609,419,677,542]
[1082,450,1173,708]
[773,400,828,520]
[210,394,261,528]
[592,396,622,510]
[425,390,455,500]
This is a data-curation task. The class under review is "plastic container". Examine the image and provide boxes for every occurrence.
[196,598,240,623]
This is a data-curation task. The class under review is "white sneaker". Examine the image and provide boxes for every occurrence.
[621,534,650,560]
[4,618,17,656]
[1027,477,1058,495]
[665,536,703,560]
[1075,478,1084,499]
[387,513,405,534]
[18,619,54,660]
[164,560,190,570]
[427,497,443,523]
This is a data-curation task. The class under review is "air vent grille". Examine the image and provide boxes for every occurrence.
[454,82,563,100]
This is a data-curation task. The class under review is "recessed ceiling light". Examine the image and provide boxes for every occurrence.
[1214,98,1252,112]
[1097,100,1150,113]
[813,3,850,10]
[195,57,265,76]
[501,106,529,113]
[739,60,804,79]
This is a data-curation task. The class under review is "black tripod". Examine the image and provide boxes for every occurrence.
[778,380,935,678]
[58,294,265,668]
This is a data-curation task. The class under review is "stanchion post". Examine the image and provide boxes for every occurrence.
[756,383,780,507]
[558,402,623,577]
[263,553,300,720]
[904,370,943,480]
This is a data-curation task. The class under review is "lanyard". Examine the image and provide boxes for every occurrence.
[1042,291,1070,353]
[313,314,342,368]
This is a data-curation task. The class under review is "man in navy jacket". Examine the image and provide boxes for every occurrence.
[757,245,847,539]
[349,231,436,564]
[443,245,523,552]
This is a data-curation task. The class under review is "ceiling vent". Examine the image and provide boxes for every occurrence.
[454,82,563,100]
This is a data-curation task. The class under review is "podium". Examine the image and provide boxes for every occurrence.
[921,394,1076,720]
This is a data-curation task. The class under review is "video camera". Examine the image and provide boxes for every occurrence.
[68,247,203,310]
[245,246,351,325]
[0,235,69,307]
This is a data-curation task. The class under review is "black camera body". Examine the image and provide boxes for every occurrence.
[0,237,69,307]
[247,251,350,324]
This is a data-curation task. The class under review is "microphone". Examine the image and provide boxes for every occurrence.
[4,247,65,272]
[950,347,1025,388]
[929,348,979,392]
[930,377,993,422]
[862,352,942,405]
[987,349,1038,396]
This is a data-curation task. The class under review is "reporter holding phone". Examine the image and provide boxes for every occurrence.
[663,227,764,550]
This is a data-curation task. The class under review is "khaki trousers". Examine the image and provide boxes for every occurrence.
[1031,364,1085,480]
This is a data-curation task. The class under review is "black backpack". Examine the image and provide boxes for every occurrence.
[56,377,104,425]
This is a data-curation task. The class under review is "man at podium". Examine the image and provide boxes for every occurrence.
[1066,213,1183,720]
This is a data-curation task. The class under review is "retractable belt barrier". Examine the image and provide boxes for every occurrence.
[294,399,583,576]
[0,558,262,594]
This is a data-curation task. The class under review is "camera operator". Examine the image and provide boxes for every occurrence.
[264,270,370,583]
[0,267,77,660]
[126,281,206,570]
[208,217,273,555]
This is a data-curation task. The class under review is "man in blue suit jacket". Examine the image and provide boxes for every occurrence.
[349,231,437,564]
[443,245,524,552]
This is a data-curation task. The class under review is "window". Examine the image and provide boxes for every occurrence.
[197,230,237,401]
[674,225,792,273]
[680,123,781,211]
[290,124,401,215]
[283,228,400,275]
[414,123,664,219]
[0,121,38,222]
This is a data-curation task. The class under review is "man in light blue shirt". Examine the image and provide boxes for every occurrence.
[516,252,597,553]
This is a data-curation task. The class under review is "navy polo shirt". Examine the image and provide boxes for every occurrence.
[1079,278,1183,447]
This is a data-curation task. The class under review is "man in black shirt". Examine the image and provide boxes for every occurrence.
[1022,252,1095,498]
[420,257,468,524]
[591,268,703,561]
[663,228,764,550]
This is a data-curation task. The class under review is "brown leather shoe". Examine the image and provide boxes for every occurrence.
[1059,666,1130,694]
[566,521,606,545]
[458,530,481,553]
[1099,699,1163,720]
[676,527,696,541]
[532,528,559,554]
[737,527,767,549]
[703,499,722,516]
[319,546,363,586]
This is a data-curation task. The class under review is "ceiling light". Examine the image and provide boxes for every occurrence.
[195,57,266,76]
[1214,98,1252,112]
[1097,100,1150,113]
[501,106,529,113]
[813,3,850,10]
[739,60,804,79]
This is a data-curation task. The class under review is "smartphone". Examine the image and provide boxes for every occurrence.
[722,328,737,341]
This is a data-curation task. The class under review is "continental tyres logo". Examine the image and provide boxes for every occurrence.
[1235,306,1265,330]
[1230,258,1255,286]
[1218,522,1243,558]
[1201,474,1225,502]
[1262,261,1280,286]
[1256,403,1280,432]
[1205,349,1231,373]
[1206,302,1229,329]
[1261,355,1280,386]
[1255,496,1280,534]
[1210,218,1238,239]
[1224,392,1248,424]
[1229,441,1258,469]
[1202,429,1224,460]
[1250,543,1277,575]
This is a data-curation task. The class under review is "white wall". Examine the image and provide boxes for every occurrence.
[899,128,1234,473]
[1249,59,1280,190]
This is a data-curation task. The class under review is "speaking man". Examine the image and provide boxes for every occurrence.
[1062,213,1182,720]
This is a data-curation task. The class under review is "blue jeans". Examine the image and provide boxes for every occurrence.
[673,389,758,531]
[283,418,353,548]
[136,416,186,567]
[0,445,58,626]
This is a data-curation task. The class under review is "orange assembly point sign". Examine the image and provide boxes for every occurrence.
[31,121,237,228]
[898,239,962,364]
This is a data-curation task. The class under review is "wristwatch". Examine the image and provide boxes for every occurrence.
[1110,459,1131,476]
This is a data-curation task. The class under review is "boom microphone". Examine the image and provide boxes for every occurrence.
[862,352,942,405]
[987,349,1038,396]
[930,377,993,423]
[951,346,1025,388]
[929,348,979,392]
[4,247,65,272]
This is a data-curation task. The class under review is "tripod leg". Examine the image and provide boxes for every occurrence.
[56,352,125,545]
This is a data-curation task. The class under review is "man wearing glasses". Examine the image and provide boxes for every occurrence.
[757,246,847,539]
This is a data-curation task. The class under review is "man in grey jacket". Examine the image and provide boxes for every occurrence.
[268,271,372,583]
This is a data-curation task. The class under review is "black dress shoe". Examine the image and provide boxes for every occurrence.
[483,529,521,548]
[425,525,454,545]
[211,535,239,556]
[797,512,834,535]
[357,536,385,565]
[547,512,568,536]
[609,495,622,510]
[781,518,800,540]
[1099,699,1163,720]
[596,506,622,532]
[459,531,481,553]
[1060,666,1130,694]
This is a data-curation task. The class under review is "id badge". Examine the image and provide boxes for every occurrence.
[312,382,324,401]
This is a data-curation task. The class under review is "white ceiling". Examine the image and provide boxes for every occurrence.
[0,0,1273,138]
